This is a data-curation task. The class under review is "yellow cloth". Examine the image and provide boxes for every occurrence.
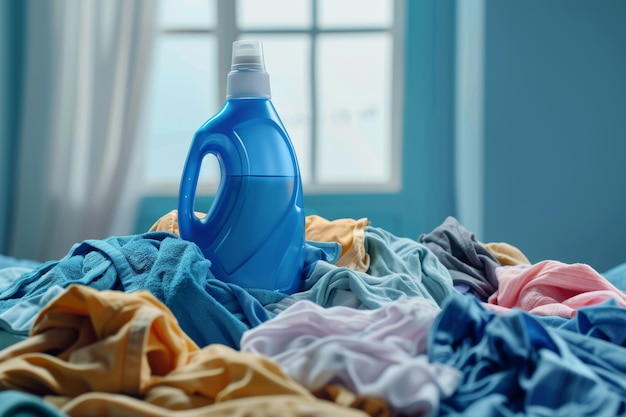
[0,285,368,417]
[313,384,391,417]
[148,209,205,236]
[305,215,371,272]
[483,241,532,266]
[150,210,371,272]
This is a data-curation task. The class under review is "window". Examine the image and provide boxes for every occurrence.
[143,0,404,194]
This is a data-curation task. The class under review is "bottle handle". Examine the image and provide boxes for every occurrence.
[178,132,244,245]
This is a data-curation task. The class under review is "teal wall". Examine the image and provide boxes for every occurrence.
[0,1,56,258]
[482,0,626,271]
[0,1,24,254]
[0,1,9,253]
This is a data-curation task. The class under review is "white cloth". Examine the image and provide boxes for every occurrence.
[241,298,461,416]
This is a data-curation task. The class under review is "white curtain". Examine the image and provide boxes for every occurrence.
[10,0,156,261]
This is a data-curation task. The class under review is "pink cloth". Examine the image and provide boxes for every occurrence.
[486,260,626,317]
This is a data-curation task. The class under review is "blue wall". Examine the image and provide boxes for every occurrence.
[482,0,626,271]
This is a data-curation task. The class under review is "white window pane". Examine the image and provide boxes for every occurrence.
[144,35,219,186]
[316,34,392,184]
[159,0,216,29]
[237,0,311,29]
[318,0,392,28]
[246,35,313,183]
[195,155,220,208]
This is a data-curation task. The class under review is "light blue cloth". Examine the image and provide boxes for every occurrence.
[0,391,68,417]
[0,267,36,294]
[430,293,626,417]
[267,226,455,313]
[601,262,626,293]
[0,331,26,350]
[0,232,336,348]
[0,284,64,335]
[0,254,41,270]
[0,267,64,335]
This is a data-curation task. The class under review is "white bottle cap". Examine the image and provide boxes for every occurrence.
[226,40,271,99]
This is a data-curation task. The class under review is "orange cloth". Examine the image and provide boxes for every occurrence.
[0,285,368,417]
[313,384,391,417]
[148,209,205,236]
[55,394,369,417]
[150,210,371,272]
[483,242,531,266]
[0,284,197,397]
[305,215,371,272]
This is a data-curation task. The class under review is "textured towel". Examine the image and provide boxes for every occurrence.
[0,232,335,348]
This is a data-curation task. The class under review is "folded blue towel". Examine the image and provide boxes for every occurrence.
[0,232,336,348]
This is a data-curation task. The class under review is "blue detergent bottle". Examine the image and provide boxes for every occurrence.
[178,40,305,294]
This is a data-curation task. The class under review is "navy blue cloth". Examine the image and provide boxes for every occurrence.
[429,293,626,417]
[0,232,334,349]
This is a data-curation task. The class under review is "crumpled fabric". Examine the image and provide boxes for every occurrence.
[266,226,455,313]
[0,232,336,348]
[243,298,461,416]
[430,292,626,417]
[418,216,501,300]
[0,284,369,417]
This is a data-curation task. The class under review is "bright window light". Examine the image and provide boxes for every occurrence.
[143,0,402,194]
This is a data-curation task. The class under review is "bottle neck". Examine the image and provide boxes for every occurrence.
[226,69,271,99]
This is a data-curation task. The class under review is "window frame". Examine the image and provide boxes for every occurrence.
[147,0,405,195]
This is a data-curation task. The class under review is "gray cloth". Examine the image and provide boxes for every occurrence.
[418,216,500,300]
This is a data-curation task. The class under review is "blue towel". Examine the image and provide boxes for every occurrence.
[0,232,334,348]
